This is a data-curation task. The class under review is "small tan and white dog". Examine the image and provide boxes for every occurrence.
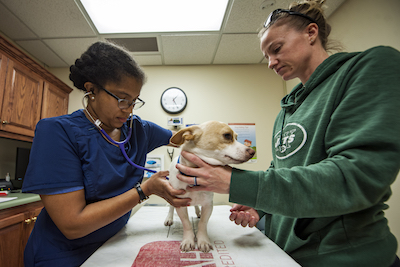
[164,121,256,253]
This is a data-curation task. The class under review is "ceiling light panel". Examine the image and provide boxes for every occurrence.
[80,0,229,34]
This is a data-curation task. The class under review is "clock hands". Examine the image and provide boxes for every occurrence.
[173,95,179,105]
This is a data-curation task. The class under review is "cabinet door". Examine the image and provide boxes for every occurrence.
[0,213,26,267]
[0,53,8,119]
[41,81,69,119]
[21,205,43,251]
[0,201,43,267]
[0,59,43,137]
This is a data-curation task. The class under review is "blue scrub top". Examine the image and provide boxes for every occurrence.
[22,110,172,266]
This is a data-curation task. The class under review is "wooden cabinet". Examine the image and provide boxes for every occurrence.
[0,35,72,142]
[41,81,69,119]
[0,53,7,111]
[0,201,43,267]
[1,58,44,138]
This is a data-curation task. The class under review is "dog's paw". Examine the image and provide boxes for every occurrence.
[164,218,174,226]
[197,239,213,253]
[180,238,196,252]
[196,233,213,253]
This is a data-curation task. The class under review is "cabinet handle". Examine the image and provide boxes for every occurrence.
[2,120,9,124]
[24,217,38,224]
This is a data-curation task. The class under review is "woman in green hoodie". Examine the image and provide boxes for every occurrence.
[176,0,400,266]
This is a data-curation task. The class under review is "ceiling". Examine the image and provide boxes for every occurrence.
[0,0,346,68]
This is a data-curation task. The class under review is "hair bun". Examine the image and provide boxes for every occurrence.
[69,41,146,92]
[69,61,90,91]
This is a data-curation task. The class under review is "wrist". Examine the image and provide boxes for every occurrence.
[140,180,151,197]
[135,183,149,203]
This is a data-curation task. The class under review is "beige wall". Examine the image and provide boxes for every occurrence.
[49,0,400,252]
[50,65,285,205]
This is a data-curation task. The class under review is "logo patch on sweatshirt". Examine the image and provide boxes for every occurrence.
[274,123,307,159]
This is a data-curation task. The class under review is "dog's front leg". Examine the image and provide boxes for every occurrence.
[175,206,196,252]
[164,205,174,226]
[196,203,213,252]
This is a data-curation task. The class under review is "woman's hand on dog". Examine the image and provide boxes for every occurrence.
[142,171,191,207]
[176,151,232,194]
[229,204,260,228]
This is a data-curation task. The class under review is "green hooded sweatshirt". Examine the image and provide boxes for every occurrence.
[230,46,400,267]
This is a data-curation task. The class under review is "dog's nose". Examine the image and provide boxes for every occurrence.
[246,148,255,157]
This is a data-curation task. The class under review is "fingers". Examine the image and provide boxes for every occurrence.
[175,164,201,179]
[175,158,232,194]
[185,184,207,192]
[248,217,258,228]
[155,170,169,178]
[161,180,191,207]
[160,186,191,208]
[143,173,191,207]
[229,211,238,221]
[229,210,259,228]
[175,171,194,184]
[230,204,245,212]
[175,172,206,190]
[165,181,186,196]
[180,151,207,167]
[167,196,191,208]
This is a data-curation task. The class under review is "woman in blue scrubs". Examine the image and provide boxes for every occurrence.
[22,41,190,266]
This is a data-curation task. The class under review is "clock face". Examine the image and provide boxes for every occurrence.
[161,87,187,114]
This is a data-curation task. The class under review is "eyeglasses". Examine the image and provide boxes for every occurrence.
[264,9,318,28]
[96,84,145,110]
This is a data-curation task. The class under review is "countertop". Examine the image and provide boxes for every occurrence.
[83,205,301,267]
[0,190,41,210]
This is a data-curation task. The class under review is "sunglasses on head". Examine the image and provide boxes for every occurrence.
[264,8,318,28]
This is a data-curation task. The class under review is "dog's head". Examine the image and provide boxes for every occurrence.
[170,121,255,166]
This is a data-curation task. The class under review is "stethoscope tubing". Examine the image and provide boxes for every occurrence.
[83,93,159,176]
[99,126,157,174]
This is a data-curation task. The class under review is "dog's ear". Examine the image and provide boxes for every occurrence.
[170,125,202,146]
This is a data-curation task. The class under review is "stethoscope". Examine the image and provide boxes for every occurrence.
[83,92,157,174]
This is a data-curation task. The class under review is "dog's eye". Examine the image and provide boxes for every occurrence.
[223,133,232,140]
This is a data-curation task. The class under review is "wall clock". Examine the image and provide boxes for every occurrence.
[160,87,187,114]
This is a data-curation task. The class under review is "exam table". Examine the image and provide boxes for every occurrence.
[82,205,301,267]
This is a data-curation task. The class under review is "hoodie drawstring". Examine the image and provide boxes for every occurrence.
[279,109,286,146]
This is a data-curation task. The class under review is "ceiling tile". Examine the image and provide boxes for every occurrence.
[0,0,96,38]
[16,40,68,67]
[132,54,163,66]
[213,34,264,64]
[223,0,292,33]
[106,37,158,52]
[223,0,345,34]
[161,34,220,65]
[43,38,99,66]
[0,2,37,39]
[0,0,347,67]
